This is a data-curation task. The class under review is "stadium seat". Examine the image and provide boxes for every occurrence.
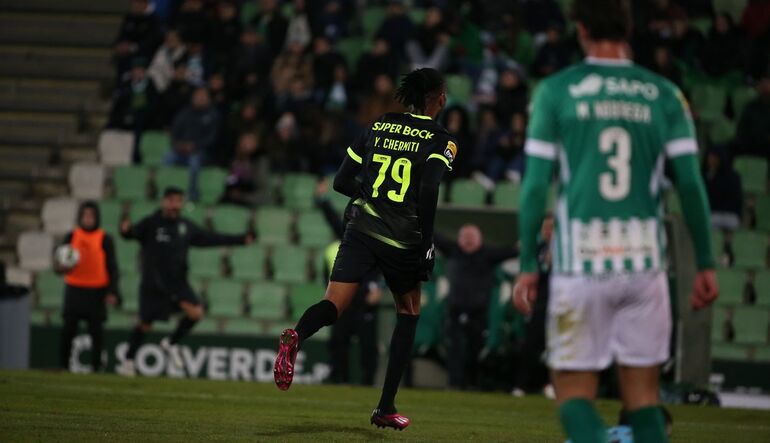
[272,246,309,284]
[732,306,769,344]
[754,195,770,232]
[711,342,749,361]
[362,7,387,37]
[492,182,521,209]
[446,74,473,104]
[195,318,220,334]
[206,279,244,317]
[713,0,748,22]
[112,165,149,201]
[129,200,157,223]
[155,166,189,195]
[247,281,286,320]
[337,37,368,72]
[35,270,64,309]
[408,8,427,24]
[69,162,105,200]
[189,247,225,279]
[41,197,78,235]
[711,306,729,342]
[115,238,139,274]
[239,0,259,24]
[754,271,770,307]
[715,269,746,305]
[328,188,349,214]
[665,191,682,215]
[17,231,54,271]
[119,272,140,312]
[181,203,207,227]
[198,167,228,205]
[139,131,170,166]
[282,173,317,210]
[514,30,536,70]
[449,179,486,206]
[690,82,727,122]
[732,230,768,268]
[256,206,293,246]
[755,346,770,362]
[98,129,134,166]
[289,283,325,322]
[106,311,136,330]
[732,85,757,119]
[222,317,261,335]
[296,210,334,248]
[29,309,49,326]
[711,229,725,261]
[99,200,123,234]
[734,157,768,195]
[230,245,266,281]
[211,204,252,235]
[708,115,735,146]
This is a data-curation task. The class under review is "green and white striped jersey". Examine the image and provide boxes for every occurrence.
[525,57,698,275]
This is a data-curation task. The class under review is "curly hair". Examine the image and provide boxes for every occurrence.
[394,68,446,113]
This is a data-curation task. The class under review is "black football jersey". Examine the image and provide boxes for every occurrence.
[346,112,457,248]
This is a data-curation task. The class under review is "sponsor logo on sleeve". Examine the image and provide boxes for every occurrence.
[444,141,457,162]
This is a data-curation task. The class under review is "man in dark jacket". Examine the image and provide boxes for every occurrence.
[113,0,163,81]
[435,224,518,389]
[56,201,120,373]
[116,187,252,377]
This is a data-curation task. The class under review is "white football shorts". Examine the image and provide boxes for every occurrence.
[546,271,671,371]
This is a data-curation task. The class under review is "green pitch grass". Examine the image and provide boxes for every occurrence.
[1,370,768,442]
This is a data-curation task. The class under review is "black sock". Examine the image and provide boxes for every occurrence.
[170,316,198,344]
[295,300,338,342]
[377,313,419,414]
[87,320,105,372]
[126,326,145,360]
[59,317,79,369]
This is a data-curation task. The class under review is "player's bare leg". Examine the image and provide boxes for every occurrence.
[371,284,421,431]
[618,365,668,443]
[552,370,606,443]
[274,282,358,390]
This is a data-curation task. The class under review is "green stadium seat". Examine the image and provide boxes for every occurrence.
[115,238,139,274]
[155,166,189,195]
[713,0,747,22]
[195,318,219,334]
[711,306,729,342]
[211,205,252,235]
[106,311,136,330]
[732,86,757,119]
[119,272,140,312]
[493,182,521,209]
[712,229,725,262]
[29,309,49,326]
[283,173,317,210]
[256,206,293,246]
[198,167,228,205]
[129,200,157,223]
[223,317,261,335]
[408,8,427,24]
[754,271,770,307]
[35,270,64,309]
[113,165,149,201]
[690,81,727,122]
[296,210,334,248]
[189,247,225,279]
[362,7,387,37]
[289,283,325,321]
[206,279,244,317]
[708,115,735,145]
[230,245,266,281]
[337,37,368,72]
[99,200,123,235]
[328,189,349,214]
[715,269,746,305]
[732,230,768,268]
[272,246,309,284]
[711,342,749,361]
[666,191,682,215]
[754,195,770,232]
[732,306,769,344]
[755,346,770,362]
[438,182,447,205]
[247,281,286,320]
[450,179,486,206]
[190,277,206,295]
[446,75,473,104]
[139,131,170,166]
[181,203,207,227]
[734,157,768,195]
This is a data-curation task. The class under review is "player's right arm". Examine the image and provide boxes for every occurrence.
[333,129,367,198]
[664,85,718,308]
[515,82,558,314]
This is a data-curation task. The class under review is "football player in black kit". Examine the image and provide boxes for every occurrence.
[273,68,457,430]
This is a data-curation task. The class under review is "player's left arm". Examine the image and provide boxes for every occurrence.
[188,221,251,247]
[417,137,455,278]
[333,129,367,198]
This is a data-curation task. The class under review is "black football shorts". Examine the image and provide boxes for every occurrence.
[139,282,200,323]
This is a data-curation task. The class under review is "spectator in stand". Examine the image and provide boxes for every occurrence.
[703,146,743,231]
[227,27,272,99]
[223,101,265,163]
[473,107,502,172]
[440,105,475,179]
[741,0,770,79]
[224,132,270,206]
[519,0,565,38]
[320,63,354,112]
[208,72,229,118]
[271,38,314,100]
[495,65,528,126]
[733,71,770,166]
[56,202,120,373]
[155,61,193,127]
[173,0,212,43]
[354,37,398,93]
[147,29,187,94]
[166,87,222,200]
[107,58,157,163]
[312,36,347,95]
[184,38,211,87]
[357,74,404,126]
[646,0,688,40]
[250,0,289,59]
[485,113,527,182]
[264,112,307,172]
[376,0,415,57]
[667,15,705,67]
[651,45,683,88]
[210,0,242,68]
[531,23,572,78]
[315,0,349,42]
[435,224,518,390]
[698,12,747,78]
[113,0,163,81]
[286,0,312,50]
[406,6,451,71]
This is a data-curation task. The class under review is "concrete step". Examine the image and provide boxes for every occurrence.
[0,145,51,164]
[4,211,42,238]
[0,77,103,98]
[0,0,127,15]
[0,12,120,48]
[0,92,110,113]
[0,45,112,80]
[0,112,103,146]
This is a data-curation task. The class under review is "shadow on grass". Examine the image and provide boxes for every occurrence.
[252,423,386,439]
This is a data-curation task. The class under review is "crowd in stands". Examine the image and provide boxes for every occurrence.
[107,0,770,222]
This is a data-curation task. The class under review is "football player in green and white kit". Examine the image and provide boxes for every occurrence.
[513,1,719,442]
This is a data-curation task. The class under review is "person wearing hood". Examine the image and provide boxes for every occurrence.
[56,201,120,373]
[703,146,743,230]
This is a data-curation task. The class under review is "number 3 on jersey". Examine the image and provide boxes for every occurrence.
[372,154,412,203]
[599,127,631,201]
